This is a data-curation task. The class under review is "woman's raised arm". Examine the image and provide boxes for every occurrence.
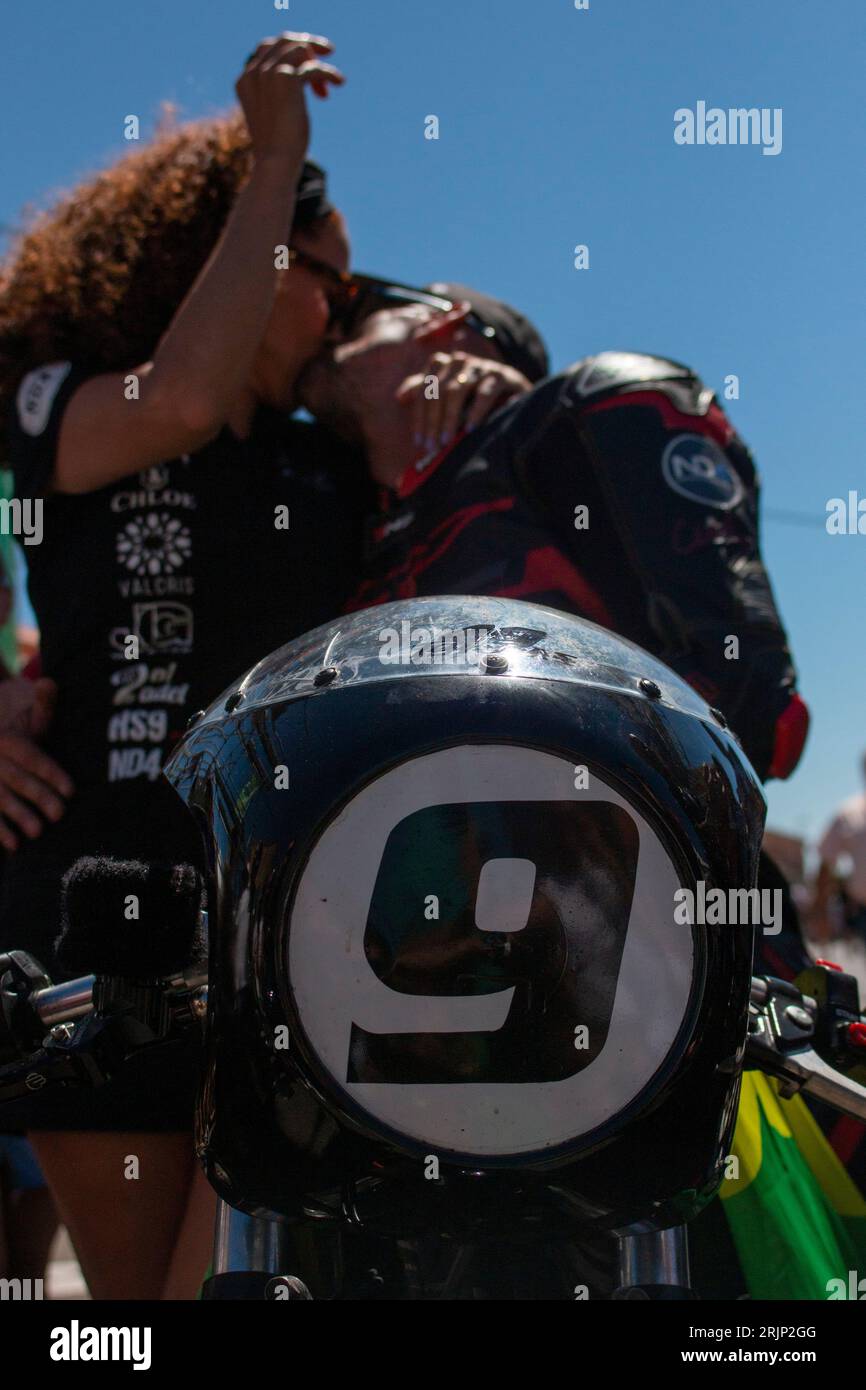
[53,33,344,494]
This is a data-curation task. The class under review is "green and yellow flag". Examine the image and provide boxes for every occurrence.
[720,1071,866,1300]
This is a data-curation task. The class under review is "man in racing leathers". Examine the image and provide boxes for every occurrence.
[301,291,809,800]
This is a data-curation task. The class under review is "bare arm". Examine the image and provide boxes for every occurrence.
[52,33,345,495]
[810,859,836,944]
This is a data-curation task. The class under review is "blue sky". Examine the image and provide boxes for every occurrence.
[1,0,863,843]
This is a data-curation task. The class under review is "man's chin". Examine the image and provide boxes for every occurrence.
[297,349,335,414]
[296,351,361,443]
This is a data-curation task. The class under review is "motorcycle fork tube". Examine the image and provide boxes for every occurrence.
[201,1201,312,1300]
[614,1224,694,1299]
[212,1201,291,1275]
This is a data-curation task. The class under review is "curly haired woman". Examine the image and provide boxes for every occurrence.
[0,32,365,1300]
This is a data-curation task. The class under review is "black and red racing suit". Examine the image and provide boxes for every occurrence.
[351,349,808,787]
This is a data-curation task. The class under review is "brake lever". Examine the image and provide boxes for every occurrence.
[0,947,208,1108]
[746,970,866,1121]
[0,1011,143,1104]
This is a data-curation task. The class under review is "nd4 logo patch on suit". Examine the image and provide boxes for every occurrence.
[661,433,745,510]
[289,745,694,1157]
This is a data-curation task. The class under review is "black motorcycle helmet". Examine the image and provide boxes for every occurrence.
[165,597,765,1231]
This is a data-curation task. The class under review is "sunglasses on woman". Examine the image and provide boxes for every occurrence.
[285,247,360,324]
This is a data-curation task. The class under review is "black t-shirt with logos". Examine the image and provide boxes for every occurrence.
[2,361,371,966]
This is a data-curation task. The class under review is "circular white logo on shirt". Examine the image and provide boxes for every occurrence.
[116,513,192,577]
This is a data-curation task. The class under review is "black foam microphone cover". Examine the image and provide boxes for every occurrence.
[56,856,205,977]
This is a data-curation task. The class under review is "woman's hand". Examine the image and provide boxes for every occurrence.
[0,677,73,852]
[396,351,532,454]
[236,33,346,167]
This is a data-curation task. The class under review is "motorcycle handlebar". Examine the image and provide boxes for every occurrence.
[31,966,209,1030]
[10,960,866,1130]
